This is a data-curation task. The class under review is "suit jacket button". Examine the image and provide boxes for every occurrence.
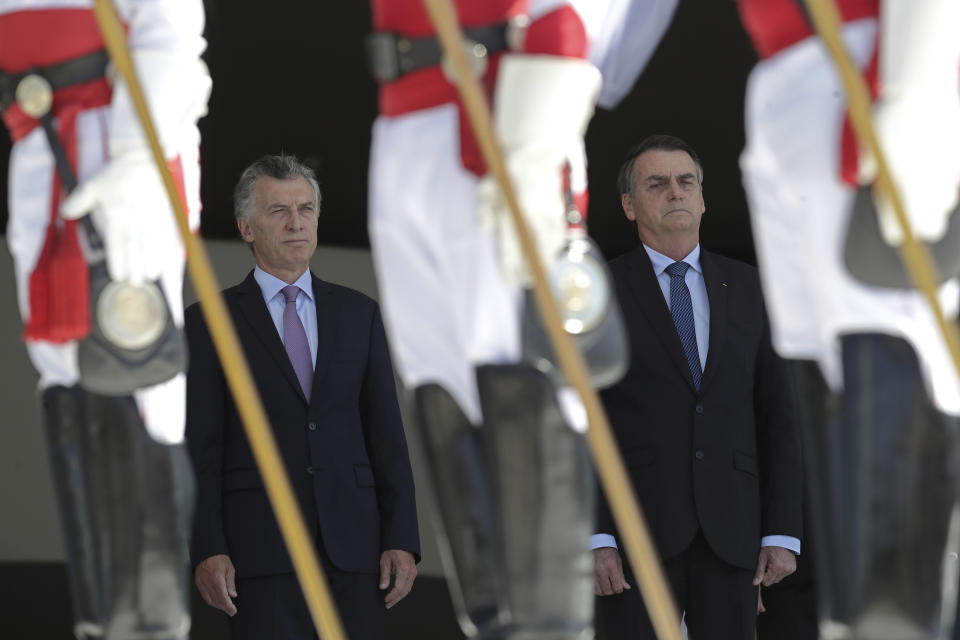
[306,465,314,475]
[695,404,704,414]
[308,422,317,431]
[695,450,705,460]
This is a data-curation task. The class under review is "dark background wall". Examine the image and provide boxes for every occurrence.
[1,0,759,264]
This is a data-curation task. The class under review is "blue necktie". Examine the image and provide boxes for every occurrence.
[666,261,702,390]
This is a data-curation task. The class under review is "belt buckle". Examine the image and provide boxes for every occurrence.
[16,73,54,119]
[366,32,401,83]
[441,38,489,85]
[506,14,530,51]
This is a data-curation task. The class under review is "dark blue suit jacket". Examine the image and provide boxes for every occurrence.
[185,271,420,578]
[597,247,802,570]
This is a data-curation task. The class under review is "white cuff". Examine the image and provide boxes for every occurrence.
[761,535,801,555]
[590,533,618,550]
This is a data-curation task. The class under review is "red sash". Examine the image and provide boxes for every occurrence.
[1,8,110,341]
[372,0,587,176]
[737,0,878,60]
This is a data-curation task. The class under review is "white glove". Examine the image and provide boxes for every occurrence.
[60,150,183,285]
[872,91,960,245]
[59,42,209,284]
[872,0,960,246]
[479,54,601,286]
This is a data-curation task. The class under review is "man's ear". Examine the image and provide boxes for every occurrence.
[621,193,636,221]
[237,217,253,243]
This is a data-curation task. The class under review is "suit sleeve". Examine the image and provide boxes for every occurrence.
[593,419,618,539]
[753,287,804,542]
[184,303,229,567]
[359,303,421,561]
[594,266,626,542]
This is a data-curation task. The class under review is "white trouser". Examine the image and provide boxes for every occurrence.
[369,104,523,424]
[740,18,960,415]
[7,105,201,443]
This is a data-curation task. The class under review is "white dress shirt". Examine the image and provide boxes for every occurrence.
[253,266,318,368]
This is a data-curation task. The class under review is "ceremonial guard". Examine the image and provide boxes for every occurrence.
[739,0,960,637]
[1,1,210,638]
[367,0,676,637]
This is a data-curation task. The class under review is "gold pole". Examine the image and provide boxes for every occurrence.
[803,0,960,376]
[90,3,346,638]
[419,1,682,638]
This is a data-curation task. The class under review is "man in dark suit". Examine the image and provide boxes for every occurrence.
[185,155,420,640]
[591,135,803,640]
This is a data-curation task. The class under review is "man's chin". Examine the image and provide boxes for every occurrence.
[663,217,695,229]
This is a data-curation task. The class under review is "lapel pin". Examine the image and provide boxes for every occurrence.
[721,282,727,287]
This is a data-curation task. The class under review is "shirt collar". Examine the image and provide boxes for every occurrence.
[642,243,702,276]
[253,266,314,304]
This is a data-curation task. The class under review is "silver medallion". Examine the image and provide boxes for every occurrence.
[15,73,53,119]
[96,281,167,350]
[550,238,609,335]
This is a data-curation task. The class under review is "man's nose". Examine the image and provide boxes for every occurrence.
[286,210,304,229]
[667,178,684,198]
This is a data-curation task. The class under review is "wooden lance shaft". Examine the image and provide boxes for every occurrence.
[419,1,683,638]
[91,2,347,638]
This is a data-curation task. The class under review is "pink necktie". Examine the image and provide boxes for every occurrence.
[281,285,313,401]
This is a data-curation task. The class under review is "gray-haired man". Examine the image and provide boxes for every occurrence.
[186,155,420,639]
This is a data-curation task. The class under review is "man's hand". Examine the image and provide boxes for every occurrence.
[380,549,417,609]
[752,546,796,588]
[594,547,631,596]
[195,554,238,616]
[757,586,766,615]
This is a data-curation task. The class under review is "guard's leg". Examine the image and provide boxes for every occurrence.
[83,392,194,640]
[414,384,509,639]
[477,364,594,640]
[41,385,108,639]
[800,334,960,639]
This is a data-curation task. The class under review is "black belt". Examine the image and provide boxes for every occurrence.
[0,50,108,252]
[367,22,512,83]
[0,49,109,114]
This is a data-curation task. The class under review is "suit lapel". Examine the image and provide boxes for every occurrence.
[624,247,697,391]
[310,274,335,408]
[234,271,308,403]
[700,251,728,390]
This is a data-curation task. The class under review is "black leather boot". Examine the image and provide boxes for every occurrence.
[41,386,108,639]
[476,364,595,640]
[413,383,508,639]
[799,335,960,640]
